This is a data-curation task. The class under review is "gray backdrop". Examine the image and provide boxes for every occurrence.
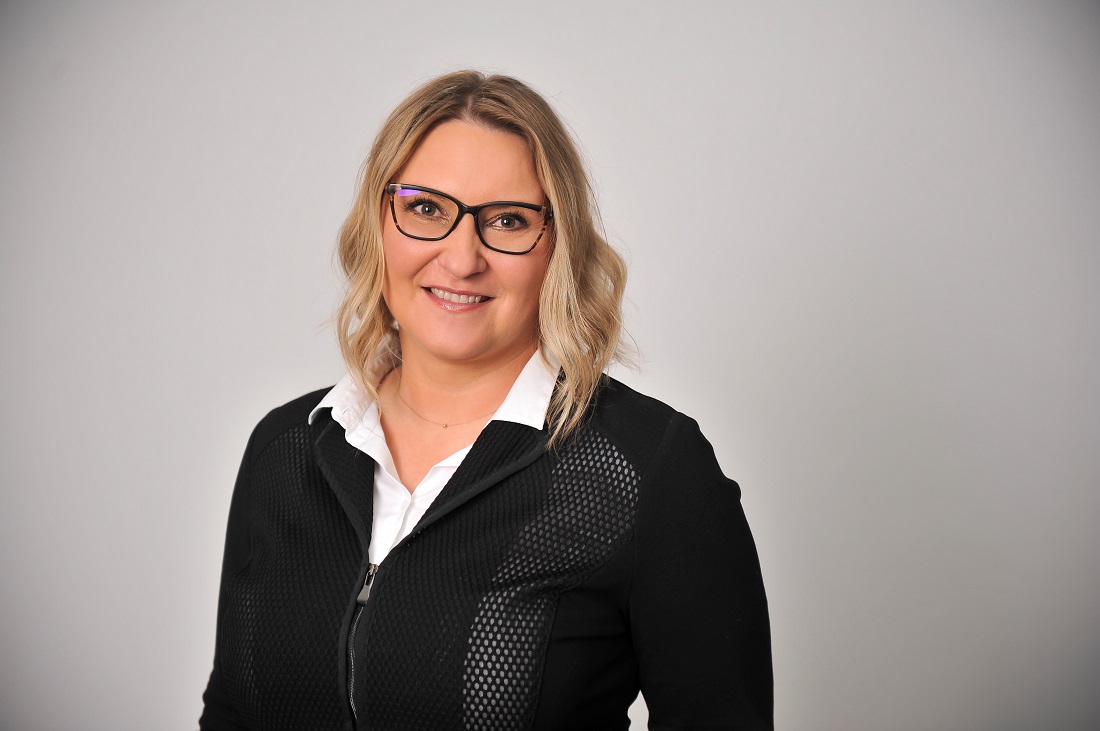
[2,2,1098,729]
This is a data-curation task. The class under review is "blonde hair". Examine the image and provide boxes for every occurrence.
[336,70,631,446]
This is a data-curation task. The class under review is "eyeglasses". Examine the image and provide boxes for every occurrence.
[386,183,553,255]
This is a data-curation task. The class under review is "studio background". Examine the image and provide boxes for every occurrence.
[2,2,1098,729]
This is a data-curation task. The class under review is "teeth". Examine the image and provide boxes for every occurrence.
[430,287,486,304]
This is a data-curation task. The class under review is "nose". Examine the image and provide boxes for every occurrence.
[435,212,487,279]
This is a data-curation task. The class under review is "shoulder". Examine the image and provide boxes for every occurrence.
[588,376,717,479]
[590,375,677,430]
[247,386,334,460]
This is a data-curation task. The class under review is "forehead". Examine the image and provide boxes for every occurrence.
[399,120,544,203]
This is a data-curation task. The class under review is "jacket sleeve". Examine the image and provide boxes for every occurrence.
[629,413,773,730]
[198,430,256,731]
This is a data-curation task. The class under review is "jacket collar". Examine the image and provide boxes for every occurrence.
[313,415,375,556]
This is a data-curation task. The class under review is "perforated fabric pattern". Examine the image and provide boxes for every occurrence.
[218,423,361,729]
[463,429,640,728]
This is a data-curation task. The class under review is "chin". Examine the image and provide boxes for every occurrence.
[410,336,497,364]
[408,331,534,368]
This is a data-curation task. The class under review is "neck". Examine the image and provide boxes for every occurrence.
[387,345,537,424]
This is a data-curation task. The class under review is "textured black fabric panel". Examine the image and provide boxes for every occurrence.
[211,420,361,730]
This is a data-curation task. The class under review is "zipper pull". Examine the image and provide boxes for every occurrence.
[356,563,379,604]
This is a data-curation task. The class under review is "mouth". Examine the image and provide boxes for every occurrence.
[427,287,490,304]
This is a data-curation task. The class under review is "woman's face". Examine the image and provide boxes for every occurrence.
[382,119,552,372]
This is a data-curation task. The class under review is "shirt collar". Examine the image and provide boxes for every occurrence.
[491,350,559,429]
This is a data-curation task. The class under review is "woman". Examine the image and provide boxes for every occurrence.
[200,70,772,730]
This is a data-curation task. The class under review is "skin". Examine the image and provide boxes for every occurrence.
[377,119,552,489]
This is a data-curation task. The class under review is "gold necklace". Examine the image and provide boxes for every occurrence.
[392,371,497,429]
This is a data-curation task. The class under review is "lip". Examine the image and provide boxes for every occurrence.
[423,286,493,311]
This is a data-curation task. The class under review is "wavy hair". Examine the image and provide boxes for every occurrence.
[336,70,631,446]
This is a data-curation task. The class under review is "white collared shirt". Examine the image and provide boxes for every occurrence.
[308,351,558,565]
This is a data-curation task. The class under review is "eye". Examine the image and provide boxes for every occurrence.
[402,194,450,222]
[485,210,531,231]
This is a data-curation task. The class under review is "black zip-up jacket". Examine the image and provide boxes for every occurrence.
[199,377,772,730]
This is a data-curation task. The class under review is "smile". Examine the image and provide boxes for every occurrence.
[429,287,488,304]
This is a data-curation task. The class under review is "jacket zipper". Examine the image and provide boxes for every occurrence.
[348,563,379,723]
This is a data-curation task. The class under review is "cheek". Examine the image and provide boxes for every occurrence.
[513,257,551,312]
[381,208,407,279]
[381,227,421,286]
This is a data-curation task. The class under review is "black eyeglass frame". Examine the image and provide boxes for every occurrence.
[386,183,553,255]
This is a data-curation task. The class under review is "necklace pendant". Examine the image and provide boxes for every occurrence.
[442,423,448,428]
